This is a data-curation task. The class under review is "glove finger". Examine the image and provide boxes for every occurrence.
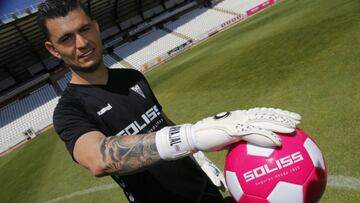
[248,107,301,123]
[192,152,226,190]
[201,165,221,186]
[250,121,296,134]
[220,177,228,192]
[248,107,301,122]
[208,174,221,187]
[248,113,297,133]
[192,151,208,165]
[236,125,282,147]
[270,108,301,123]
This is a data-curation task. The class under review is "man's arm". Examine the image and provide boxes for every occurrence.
[73,131,161,177]
[75,111,171,177]
[73,108,301,177]
[99,132,161,176]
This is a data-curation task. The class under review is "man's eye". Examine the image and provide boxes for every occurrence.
[81,26,91,32]
[60,36,71,43]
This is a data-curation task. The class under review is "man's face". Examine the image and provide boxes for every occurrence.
[44,7,103,73]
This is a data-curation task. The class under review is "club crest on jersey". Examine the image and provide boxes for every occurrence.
[130,84,146,99]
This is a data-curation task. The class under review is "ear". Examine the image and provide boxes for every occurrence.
[45,41,61,59]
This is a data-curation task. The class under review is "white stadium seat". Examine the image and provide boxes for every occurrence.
[57,72,71,91]
[114,29,188,70]
[0,84,59,153]
[103,55,127,69]
[214,0,270,15]
[164,8,235,40]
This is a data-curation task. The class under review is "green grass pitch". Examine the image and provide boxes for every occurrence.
[1,0,359,202]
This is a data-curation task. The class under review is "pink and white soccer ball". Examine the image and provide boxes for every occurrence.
[224,129,327,203]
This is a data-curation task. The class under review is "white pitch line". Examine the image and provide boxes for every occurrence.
[44,175,360,203]
[327,175,360,190]
[44,183,117,203]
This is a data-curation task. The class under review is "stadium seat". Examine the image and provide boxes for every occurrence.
[103,55,127,69]
[57,72,71,91]
[164,8,235,40]
[0,84,59,153]
[114,29,188,70]
[214,0,270,15]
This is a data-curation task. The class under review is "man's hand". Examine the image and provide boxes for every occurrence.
[155,107,301,160]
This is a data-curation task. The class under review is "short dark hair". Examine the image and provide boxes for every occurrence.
[37,0,91,39]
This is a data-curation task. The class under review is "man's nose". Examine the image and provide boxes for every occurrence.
[76,34,88,48]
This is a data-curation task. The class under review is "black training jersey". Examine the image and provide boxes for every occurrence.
[53,68,208,203]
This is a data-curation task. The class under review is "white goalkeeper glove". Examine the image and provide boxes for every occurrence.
[155,107,301,160]
[192,151,228,191]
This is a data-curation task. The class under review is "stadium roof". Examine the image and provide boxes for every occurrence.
[0,0,42,24]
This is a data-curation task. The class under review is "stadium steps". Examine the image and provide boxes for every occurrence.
[161,27,193,41]
[108,53,136,69]
[211,7,242,16]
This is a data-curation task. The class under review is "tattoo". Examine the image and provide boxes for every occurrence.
[100,132,161,175]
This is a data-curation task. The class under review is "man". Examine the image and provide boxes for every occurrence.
[38,0,301,202]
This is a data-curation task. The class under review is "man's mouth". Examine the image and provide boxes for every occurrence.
[79,48,95,59]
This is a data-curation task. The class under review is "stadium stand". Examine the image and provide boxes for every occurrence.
[0,0,279,155]
[114,28,189,70]
[57,72,71,91]
[103,54,128,69]
[164,8,236,40]
[0,84,58,153]
[213,0,274,15]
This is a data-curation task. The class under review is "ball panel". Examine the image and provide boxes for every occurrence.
[239,194,269,203]
[226,170,244,201]
[303,138,326,170]
[247,143,275,157]
[267,181,303,203]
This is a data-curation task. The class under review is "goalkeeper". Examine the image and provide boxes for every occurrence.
[38,0,301,202]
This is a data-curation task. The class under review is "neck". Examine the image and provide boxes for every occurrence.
[70,64,108,85]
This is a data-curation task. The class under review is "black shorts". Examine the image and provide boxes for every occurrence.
[200,182,236,203]
[127,181,236,203]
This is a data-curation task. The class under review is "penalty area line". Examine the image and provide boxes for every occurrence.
[44,175,360,203]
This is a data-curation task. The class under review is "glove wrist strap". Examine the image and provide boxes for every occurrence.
[155,124,197,160]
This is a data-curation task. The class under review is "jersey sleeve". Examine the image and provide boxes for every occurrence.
[53,97,98,161]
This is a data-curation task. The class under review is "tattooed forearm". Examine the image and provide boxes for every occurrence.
[99,132,161,176]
